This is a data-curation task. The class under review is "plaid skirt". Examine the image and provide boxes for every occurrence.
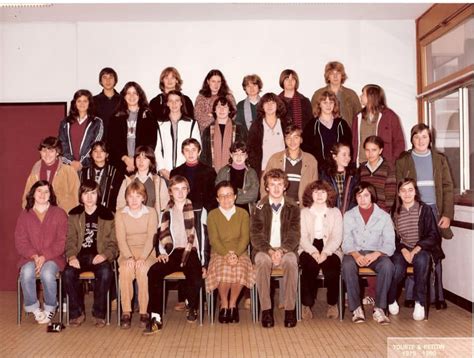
[205,253,255,292]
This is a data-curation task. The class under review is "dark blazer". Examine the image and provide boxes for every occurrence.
[108,108,157,171]
[250,196,300,260]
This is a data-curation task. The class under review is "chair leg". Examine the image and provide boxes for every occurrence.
[66,295,70,325]
[250,285,257,323]
[162,280,166,315]
[17,276,21,325]
[106,289,110,325]
[208,291,215,325]
[339,275,344,321]
[296,271,301,321]
[58,275,63,324]
[199,286,203,326]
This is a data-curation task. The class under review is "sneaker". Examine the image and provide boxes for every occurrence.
[186,308,198,323]
[352,306,365,323]
[37,311,54,324]
[143,316,163,336]
[413,302,425,321]
[326,305,338,319]
[302,305,313,320]
[362,296,375,306]
[373,307,390,325]
[388,301,400,315]
[32,309,46,323]
[69,313,86,327]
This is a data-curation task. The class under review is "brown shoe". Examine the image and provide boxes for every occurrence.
[121,314,131,329]
[302,305,313,320]
[139,314,148,328]
[95,318,106,328]
[69,313,85,327]
[327,305,339,319]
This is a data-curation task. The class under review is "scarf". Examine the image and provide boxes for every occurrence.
[211,119,235,173]
[243,96,259,129]
[40,158,60,183]
[279,91,303,129]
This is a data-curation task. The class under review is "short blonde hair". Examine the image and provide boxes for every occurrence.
[324,61,348,85]
[125,181,148,205]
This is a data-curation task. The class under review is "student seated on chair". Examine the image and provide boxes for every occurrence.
[63,180,118,328]
[115,181,158,329]
[299,180,342,320]
[341,182,395,325]
[144,176,203,335]
[205,181,255,324]
[387,178,444,321]
[251,168,300,328]
[15,180,68,325]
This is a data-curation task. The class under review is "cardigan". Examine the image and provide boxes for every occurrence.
[58,115,104,168]
[299,206,343,259]
[235,99,257,137]
[215,165,259,210]
[352,107,406,167]
[342,203,395,256]
[250,196,300,260]
[15,205,68,270]
[393,202,445,263]
[23,159,80,214]
[260,150,318,206]
[311,85,361,128]
[155,116,201,172]
[66,204,118,262]
[107,108,157,171]
[207,207,249,256]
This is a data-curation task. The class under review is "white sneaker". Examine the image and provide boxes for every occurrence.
[33,309,46,323]
[413,302,425,321]
[37,311,54,324]
[352,306,365,323]
[388,301,400,315]
[373,307,390,325]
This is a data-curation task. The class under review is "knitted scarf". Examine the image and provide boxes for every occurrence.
[159,199,195,253]
[40,158,60,183]
[211,119,235,172]
[279,91,303,129]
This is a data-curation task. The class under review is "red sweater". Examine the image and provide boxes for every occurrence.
[14,205,68,270]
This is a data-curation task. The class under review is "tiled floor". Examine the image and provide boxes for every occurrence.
[2,290,472,357]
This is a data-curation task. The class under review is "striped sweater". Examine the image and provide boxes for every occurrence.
[359,159,396,213]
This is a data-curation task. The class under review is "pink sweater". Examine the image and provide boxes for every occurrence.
[15,205,68,270]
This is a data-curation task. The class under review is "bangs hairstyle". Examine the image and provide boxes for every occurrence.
[284,124,302,137]
[279,69,299,90]
[38,136,63,156]
[263,168,289,191]
[326,142,354,177]
[315,90,340,118]
[134,145,157,175]
[363,135,384,149]
[410,123,432,149]
[168,175,190,198]
[324,61,348,84]
[91,140,108,154]
[199,69,231,98]
[215,180,236,198]
[361,84,386,121]
[256,92,287,121]
[229,141,249,165]
[395,178,422,215]
[165,90,188,117]
[79,179,101,204]
[125,180,148,205]
[118,81,149,113]
[212,96,236,120]
[68,89,95,122]
[354,182,377,203]
[181,137,201,153]
[159,67,183,92]
[98,67,118,86]
[242,74,263,91]
[302,180,336,208]
[25,180,57,210]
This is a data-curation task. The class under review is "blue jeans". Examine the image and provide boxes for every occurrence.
[389,250,430,306]
[20,260,59,313]
[342,252,394,312]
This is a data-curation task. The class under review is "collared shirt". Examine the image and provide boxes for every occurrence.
[122,205,149,219]
[269,197,284,248]
[218,205,236,221]
[365,157,383,173]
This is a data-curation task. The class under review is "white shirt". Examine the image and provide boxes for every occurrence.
[269,198,284,248]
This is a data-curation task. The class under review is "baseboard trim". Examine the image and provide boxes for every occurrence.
[444,289,473,312]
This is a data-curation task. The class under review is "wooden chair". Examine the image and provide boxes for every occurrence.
[17,272,62,325]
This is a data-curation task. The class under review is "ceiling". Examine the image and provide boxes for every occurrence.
[0,3,433,22]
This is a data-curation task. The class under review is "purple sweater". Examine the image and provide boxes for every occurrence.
[15,205,68,270]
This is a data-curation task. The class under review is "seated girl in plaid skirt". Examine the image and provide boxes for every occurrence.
[205,181,255,324]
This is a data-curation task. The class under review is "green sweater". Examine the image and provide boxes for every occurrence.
[207,207,249,256]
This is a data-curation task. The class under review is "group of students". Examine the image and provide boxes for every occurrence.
[15,61,454,334]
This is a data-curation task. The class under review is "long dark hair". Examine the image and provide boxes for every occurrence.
[394,178,422,216]
[256,92,287,121]
[25,180,57,211]
[134,145,157,175]
[67,89,95,123]
[117,81,149,114]
[326,142,355,177]
[361,84,386,121]
[198,69,231,98]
